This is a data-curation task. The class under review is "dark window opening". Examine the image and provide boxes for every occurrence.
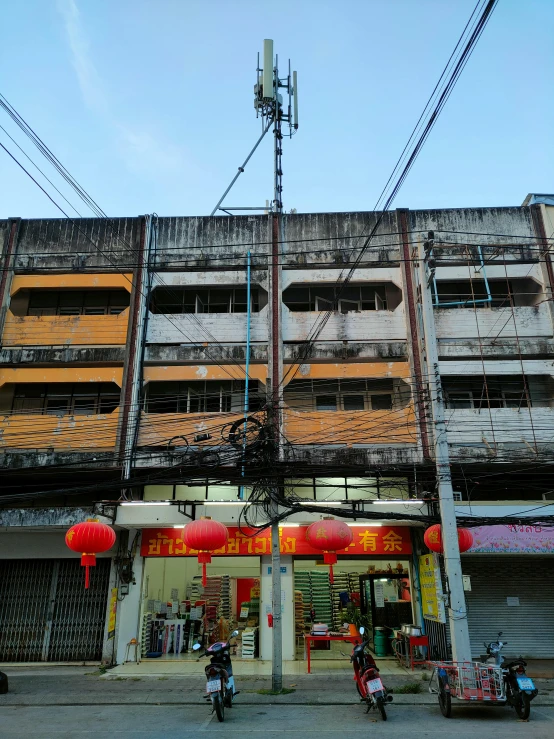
[150,287,262,314]
[145,380,262,414]
[11,383,121,415]
[24,290,130,317]
[283,284,390,312]
[443,376,531,409]
[284,378,398,412]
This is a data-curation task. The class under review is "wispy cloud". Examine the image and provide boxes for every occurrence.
[57,0,108,115]
[57,0,184,178]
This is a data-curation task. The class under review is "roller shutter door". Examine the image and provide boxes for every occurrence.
[0,558,111,662]
[462,556,554,659]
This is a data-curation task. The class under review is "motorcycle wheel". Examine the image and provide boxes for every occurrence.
[438,676,452,718]
[514,691,531,720]
[213,692,225,722]
[356,681,364,699]
[225,689,233,708]
[377,698,387,721]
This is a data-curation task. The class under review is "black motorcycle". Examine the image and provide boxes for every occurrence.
[482,632,538,720]
[194,630,239,722]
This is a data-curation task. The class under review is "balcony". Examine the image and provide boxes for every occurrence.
[3,286,131,347]
[2,312,130,347]
[0,410,120,450]
[282,377,416,446]
[0,380,121,450]
[282,282,405,343]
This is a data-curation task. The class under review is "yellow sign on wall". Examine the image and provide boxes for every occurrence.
[107,588,118,639]
[419,554,445,623]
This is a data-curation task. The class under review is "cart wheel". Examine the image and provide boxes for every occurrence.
[438,676,452,718]
[514,692,530,720]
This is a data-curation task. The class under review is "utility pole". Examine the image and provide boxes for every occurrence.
[418,233,472,663]
[210,39,298,691]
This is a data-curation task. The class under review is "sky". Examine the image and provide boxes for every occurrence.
[0,0,552,219]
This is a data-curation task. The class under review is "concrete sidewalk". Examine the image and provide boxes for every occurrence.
[1,666,554,707]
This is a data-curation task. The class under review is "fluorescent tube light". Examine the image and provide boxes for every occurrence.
[203,501,251,506]
[120,501,171,506]
[347,523,382,527]
[372,500,424,505]
[299,501,344,506]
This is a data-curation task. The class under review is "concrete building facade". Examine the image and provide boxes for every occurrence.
[1,199,554,665]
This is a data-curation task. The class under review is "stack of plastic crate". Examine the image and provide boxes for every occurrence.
[331,571,349,629]
[294,570,312,625]
[241,627,258,658]
[294,590,305,638]
[310,570,332,626]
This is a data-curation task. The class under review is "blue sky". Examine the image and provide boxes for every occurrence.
[0,0,552,218]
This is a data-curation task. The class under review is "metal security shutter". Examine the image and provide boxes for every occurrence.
[0,558,111,662]
[462,556,554,659]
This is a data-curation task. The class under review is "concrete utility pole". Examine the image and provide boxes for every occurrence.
[418,235,472,664]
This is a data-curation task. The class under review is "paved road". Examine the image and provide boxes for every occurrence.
[1,703,553,738]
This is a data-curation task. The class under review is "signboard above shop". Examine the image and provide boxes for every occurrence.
[141,525,412,557]
[468,525,554,554]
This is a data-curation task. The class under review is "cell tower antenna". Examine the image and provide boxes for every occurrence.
[210,39,298,216]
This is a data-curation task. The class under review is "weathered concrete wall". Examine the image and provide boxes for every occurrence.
[446,408,554,444]
[13,218,138,270]
[0,506,110,528]
[283,305,406,342]
[0,346,127,365]
[435,305,552,340]
[147,309,269,344]
[409,207,536,256]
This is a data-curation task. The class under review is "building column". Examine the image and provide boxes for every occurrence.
[260,554,294,661]
[114,530,145,665]
[0,218,21,341]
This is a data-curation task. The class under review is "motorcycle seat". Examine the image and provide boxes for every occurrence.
[503,659,527,669]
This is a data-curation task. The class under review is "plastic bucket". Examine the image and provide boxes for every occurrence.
[374,628,388,657]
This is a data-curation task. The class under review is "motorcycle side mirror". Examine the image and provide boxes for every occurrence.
[359,626,365,635]
[231,630,239,637]
[192,643,202,651]
[498,632,503,638]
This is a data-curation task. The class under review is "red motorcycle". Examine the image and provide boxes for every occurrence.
[350,626,392,721]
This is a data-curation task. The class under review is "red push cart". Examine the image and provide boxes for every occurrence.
[428,661,506,717]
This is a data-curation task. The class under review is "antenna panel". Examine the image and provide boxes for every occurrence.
[293,71,298,128]
[263,39,274,100]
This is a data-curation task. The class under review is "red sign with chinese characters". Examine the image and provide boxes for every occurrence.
[140,525,412,557]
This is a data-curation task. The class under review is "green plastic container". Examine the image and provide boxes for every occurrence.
[374,628,388,657]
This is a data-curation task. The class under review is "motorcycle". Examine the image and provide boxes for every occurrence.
[482,632,538,720]
[350,626,393,721]
[193,629,240,722]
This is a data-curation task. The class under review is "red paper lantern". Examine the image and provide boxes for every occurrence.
[424,524,473,554]
[65,520,116,589]
[305,519,353,584]
[182,518,228,586]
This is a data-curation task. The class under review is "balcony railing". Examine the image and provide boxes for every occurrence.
[2,311,129,347]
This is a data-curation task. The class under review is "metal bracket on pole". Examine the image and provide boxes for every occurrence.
[210,120,273,216]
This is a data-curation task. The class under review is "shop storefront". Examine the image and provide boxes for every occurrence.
[139,524,415,662]
[462,525,554,659]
